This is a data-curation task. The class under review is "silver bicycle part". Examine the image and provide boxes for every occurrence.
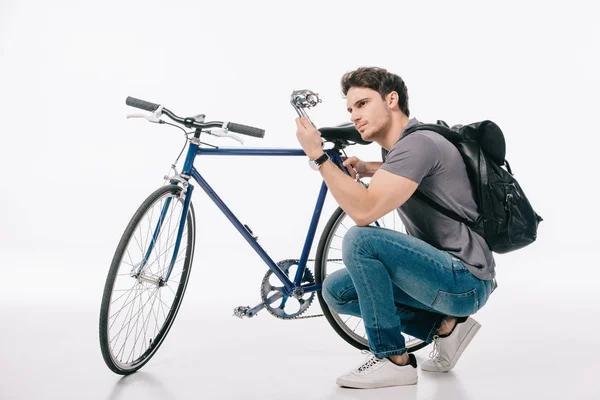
[136,272,162,287]
[205,127,244,144]
[126,105,164,123]
[128,261,162,287]
[290,89,325,154]
[290,89,322,119]
[191,113,206,123]
[290,89,363,185]
[163,167,190,199]
[233,306,251,319]
[351,166,366,186]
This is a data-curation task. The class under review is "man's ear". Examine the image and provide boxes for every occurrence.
[387,91,399,110]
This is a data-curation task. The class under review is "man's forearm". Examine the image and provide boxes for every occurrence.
[318,160,371,225]
[362,161,383,178]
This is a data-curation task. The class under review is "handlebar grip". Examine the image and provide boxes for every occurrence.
[126,96,160,112]
[226,122,265,138]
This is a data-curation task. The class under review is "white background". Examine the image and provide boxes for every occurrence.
[1,0,599,399]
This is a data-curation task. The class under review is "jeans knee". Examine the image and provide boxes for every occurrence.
[321,274,337,307]
[321,269,355,312]
[342,225,368,264]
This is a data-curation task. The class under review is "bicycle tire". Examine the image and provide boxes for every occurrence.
[315,207,429,353]
[99,184,196,375]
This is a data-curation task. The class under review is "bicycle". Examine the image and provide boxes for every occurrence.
[98,90,428,375]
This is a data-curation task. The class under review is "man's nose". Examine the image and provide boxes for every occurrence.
[351,113,361,124]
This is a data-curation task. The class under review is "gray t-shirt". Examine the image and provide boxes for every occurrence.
[381,118,496,280]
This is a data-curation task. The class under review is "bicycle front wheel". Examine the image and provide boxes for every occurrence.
[315,207,428,353]
[99,184,196,375]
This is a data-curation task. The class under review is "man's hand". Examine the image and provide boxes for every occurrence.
[342,156,367,179]
[295,117,324,160]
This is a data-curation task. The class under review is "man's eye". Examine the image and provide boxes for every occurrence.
[359,101,366,107]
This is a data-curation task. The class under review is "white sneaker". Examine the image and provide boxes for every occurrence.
[336,350,418,389]
[421,316,481,372]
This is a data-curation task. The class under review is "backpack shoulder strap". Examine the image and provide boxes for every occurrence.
[401,122,477,228]
[402,123,461,143]
[411,191,476,229]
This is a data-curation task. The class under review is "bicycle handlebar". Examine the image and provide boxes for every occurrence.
[225,122,264,138]
[126,96,160,112]
[125,96,266,139]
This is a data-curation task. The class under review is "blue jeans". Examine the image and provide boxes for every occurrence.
[321,226,494,358]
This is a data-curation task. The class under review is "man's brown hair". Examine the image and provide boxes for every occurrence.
[341,67,410,117]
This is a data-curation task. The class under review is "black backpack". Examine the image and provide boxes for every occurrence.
[384,120,543,254]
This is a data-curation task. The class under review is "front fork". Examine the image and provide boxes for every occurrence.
[133,181,194,286]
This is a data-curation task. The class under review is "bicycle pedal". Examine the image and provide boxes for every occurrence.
[233,306,250,319]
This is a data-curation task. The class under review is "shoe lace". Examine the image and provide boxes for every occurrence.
[428,335,442,362]
[357,350,383,373]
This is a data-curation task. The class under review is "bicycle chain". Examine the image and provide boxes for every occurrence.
[260,258,342,320]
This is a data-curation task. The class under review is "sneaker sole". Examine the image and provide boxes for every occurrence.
[336,377,418,389]
[421,318,481,373]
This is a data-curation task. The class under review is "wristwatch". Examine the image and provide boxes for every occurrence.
[308,153,329,171]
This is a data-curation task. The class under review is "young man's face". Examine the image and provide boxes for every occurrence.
[346,86,392,142]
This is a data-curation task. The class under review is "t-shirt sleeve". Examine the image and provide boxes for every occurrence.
[380,134,441,184]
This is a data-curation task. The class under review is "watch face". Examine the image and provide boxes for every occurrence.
[309,159,320,171]
[309,153,328,170]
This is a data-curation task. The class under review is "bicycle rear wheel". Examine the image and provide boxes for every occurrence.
[99,184,196,375]
[315,207,428,353]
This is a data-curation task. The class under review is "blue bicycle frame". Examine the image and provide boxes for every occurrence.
[148,140,351,298]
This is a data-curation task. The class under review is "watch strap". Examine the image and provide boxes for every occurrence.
[313,153,329,166]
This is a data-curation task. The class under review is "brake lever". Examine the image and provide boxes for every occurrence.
[126,105,164,123]
[206,128,244,145]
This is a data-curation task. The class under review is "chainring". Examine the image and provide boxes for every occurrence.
[260,259,316,319]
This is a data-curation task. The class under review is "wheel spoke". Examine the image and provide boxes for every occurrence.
[352,318,362,332]
[116,287,158,361]
[110,285,154,342]
[111,287,140,356]
[127,286,159,363]
[108,284,139,333]
[166,284,177,297]
[146,217,185,277]
[133,224,145,258]
[158,289,168,331]
[109,282,141,306]
[125,249,135,272]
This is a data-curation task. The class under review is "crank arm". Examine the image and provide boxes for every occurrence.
[244,291,286,318]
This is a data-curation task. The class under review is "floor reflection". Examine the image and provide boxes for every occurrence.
[106,371,174,400]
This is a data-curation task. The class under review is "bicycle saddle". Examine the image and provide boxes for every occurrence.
[318,123,372,145]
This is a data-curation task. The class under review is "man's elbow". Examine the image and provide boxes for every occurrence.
[352,213,374,227]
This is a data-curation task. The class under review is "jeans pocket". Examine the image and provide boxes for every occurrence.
[431,289,478,317]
